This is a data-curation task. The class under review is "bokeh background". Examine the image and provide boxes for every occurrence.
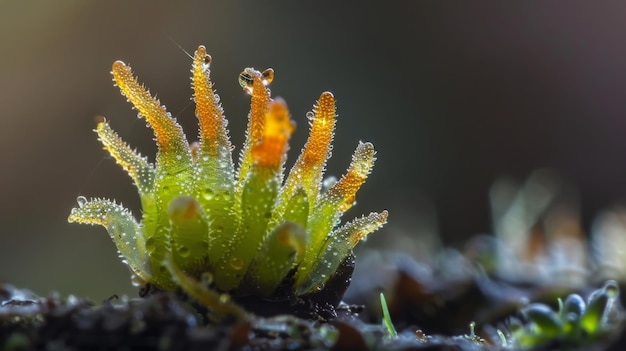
[3,1,626,300]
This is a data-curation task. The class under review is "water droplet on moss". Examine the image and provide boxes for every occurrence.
[203,54,212,66]
[201,272,213,285]
[238,69,254,95]
[130,274,143,287]
[219,294,230,304]
[261,68,274,86]
[202,188,215,200]
[76,196,87,208]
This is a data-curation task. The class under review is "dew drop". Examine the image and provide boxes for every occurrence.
[201,272,213,285]
[322,176,338,191]
[178,245,190,258]
[145,237,156,253]
[229,256,244,270]
[130,274,143,287]
[203,54,212,66]
[76,196,87,208]
[219,294,231,304]
[238,69,254,95]
[306,111,314,120]
[202,188,215,201]
[261,68,274,86]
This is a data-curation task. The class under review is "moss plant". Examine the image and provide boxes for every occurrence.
[67,46,387,308]
[510,280,623,349]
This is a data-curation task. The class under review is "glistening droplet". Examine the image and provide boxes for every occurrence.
[203,54,212,66]
[219,294,231,304]
[131,274,144,287]
[238,68,254,95]
[202,188,215,201]
[261,68,274,86]
[76,196,87,208]
[201,272,213,285]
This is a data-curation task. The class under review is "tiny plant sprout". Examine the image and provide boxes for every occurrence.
[380,293,397,338]
[513,280,623,349]
[496,329,507,347]
[465,321,484,344]
[68,46,387,311]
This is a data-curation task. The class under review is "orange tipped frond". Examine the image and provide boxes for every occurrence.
[238,68,271,181]
[301,92,336,166]
[324,141,376,213]
[111,61,191,170]
[251,98,294,170]
[280,92,336,211]
[192,45,231,156]
[303,141,376,255]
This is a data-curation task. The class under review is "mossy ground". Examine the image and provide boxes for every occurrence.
[2,269,624,351]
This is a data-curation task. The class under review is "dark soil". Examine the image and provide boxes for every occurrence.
[0,281,481,351]
[2,274,624,351]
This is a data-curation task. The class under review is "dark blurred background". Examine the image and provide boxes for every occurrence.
[3,1,626,299]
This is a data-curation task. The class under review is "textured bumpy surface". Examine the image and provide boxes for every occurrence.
[68,45,387,299]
